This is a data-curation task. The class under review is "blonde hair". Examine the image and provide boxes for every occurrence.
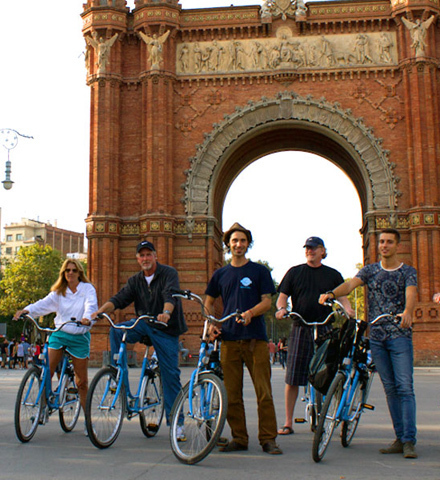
[51,259,91,296]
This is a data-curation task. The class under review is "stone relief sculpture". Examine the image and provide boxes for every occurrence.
[139,30,171,69]
[261,0,307,20]
[175,29,398,75]
[401,15,435,57]
[86,31,118,74]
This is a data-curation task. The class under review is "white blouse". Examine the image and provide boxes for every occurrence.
[25,282,98,335]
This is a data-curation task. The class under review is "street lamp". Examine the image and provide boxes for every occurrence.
[0,128,33,190]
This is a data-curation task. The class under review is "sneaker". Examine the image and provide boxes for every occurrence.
[262,440,283,455]
[176,425,186,442]
[216,436,229,447]
[379,439,404,454]
[403,442,418,459]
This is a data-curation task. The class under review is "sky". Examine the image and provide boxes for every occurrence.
[0,0,363,284]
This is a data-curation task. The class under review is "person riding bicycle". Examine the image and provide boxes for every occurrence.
[319,228,418,459]
[13,258,98,421]
[204,222,282,455]
[275,236,353,436]
[92,240,187,434]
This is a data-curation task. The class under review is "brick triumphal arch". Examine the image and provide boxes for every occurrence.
[82,0,440,364]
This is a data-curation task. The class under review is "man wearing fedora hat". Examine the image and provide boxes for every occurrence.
[204,222,282,455]
[93,240,187,433]
[275,236,352,436]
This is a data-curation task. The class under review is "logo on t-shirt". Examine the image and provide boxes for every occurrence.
[240,277,252,289]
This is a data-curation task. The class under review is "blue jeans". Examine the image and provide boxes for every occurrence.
[110,320,181,424]
[370,336,417,444]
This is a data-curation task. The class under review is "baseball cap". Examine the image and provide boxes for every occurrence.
[136,240,156,253]
[303,236,325,248]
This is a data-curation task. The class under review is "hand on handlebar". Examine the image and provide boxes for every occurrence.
[13,309,29,321]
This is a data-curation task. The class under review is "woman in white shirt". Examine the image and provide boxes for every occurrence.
[14,259,98,415]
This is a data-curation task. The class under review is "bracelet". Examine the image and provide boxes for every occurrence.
[163,310,172,315]
[277,306,287,312]
[248,308,254,317]
[325,291,336,299]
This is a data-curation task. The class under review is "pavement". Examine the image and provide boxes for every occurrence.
[1,365,440,480]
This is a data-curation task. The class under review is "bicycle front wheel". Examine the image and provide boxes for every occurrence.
[15,366,43,443]
[59,373,81,432]
[169,372,227,465]
[312,372,345,462]
[341,370,374,447]
[85,367,125,448]
[139,367,164,437]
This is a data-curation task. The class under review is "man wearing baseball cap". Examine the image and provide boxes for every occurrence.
[93,240,187,433]
[275,236,352,436]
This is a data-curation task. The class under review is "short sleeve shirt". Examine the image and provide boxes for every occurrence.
[205,261,276,341]
[278,263,345,323]
[356,262,417,340]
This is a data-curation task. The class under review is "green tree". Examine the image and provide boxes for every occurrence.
[0,245,63,338]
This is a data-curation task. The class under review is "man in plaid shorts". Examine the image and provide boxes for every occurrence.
[275,236,352,435]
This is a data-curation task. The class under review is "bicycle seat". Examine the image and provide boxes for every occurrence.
[140,335,153,346]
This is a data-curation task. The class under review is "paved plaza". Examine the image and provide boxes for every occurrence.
[1,365,439,480]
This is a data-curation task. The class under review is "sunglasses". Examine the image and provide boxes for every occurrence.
[65,268,78,273]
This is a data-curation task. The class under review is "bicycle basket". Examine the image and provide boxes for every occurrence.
[308,330,340,395]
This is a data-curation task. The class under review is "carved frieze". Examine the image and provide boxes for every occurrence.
[176,28,398,76]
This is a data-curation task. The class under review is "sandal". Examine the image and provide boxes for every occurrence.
[278,426,294,435]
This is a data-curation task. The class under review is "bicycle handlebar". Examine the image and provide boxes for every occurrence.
[284,298,350,326]
[96,312,168,329]
[370,312,403,326]
[172,289,243,324]
[18,313,82,333]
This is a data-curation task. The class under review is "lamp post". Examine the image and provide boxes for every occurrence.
[0,128,33,190]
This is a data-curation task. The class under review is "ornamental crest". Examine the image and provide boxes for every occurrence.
[261,0,306,20]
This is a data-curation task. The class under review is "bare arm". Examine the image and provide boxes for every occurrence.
[318,277,363,305]
[91,301,115,320]
[400,285,417,328]
[275,292,289,320]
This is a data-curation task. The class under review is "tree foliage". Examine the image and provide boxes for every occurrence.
[0,244,63,316]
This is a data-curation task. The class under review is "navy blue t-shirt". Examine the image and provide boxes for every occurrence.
[205,261,276,341]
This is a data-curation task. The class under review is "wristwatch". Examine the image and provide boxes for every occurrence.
[163,310,171,315]
[325,291,336,299]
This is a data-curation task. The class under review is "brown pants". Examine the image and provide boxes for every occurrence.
[221,339,278,446]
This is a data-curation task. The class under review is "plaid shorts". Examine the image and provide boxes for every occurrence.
[285,323,314,386]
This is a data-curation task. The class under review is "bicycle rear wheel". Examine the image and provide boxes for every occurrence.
[341,371,374,447]
[312,372,344,462]
[15,366,43,443]
[169,372,227,465]
[85,367,125,448]
[139,367,164,437]
[59,373,81,432]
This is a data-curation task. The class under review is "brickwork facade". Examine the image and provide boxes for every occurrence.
[82,0,440,365]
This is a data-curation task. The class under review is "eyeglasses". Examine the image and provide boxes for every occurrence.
[65,268,78,273]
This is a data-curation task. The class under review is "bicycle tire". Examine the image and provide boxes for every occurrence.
[312,372,345,462]
[15,366,43,443]
[85,367,125,448]
[169,372,227,465]
[310,390,323,432]
[139,367,164,437]
[59,372,81,432]
[341,371,374,447]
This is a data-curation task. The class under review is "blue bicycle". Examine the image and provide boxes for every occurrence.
[14,314,82,442]
[283,310,339,432]
[85,313,165,448]
[169,289,241,465]
[312,300,380,462]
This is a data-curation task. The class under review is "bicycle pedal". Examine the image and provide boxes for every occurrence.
[362,403,375,411]
[67,387,78,394]
[147,424,159,432]
[294,418,306,423]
